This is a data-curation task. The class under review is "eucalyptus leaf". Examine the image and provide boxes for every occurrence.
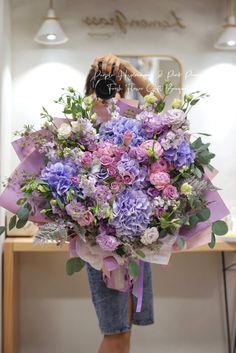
[0,226,5,235]
[128,259,140,277]
[136,249,146,259]
[66,257,85,276]
[16,207,29,221]
[196,208,211,221]
[16,218,28,229]
[208,232,216,249]
[9,215,17,230]
[212,220,228,235]
[177,237,185,249]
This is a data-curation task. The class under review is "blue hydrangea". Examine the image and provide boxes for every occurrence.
[99,116,148,146]
[109,187,151,241]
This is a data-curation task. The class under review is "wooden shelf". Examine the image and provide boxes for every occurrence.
[4,236,236,253]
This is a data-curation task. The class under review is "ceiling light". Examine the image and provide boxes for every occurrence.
[215,0,236,50]
[34,0,68,45]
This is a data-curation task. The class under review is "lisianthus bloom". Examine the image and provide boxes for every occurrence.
[149,171,170,190]
[58,123,72,139]
[144,92,158,106]
[71,121,81,134]
[99,154,114,166]
[172,98,182,109]
[180,182,193,195]
[81,151,93,167]
[65,200,94,226]
[163,109,186,130]
[140,140,163,158]
[96,234,120,251]
[140,227,159,245]
[163,185,179,199]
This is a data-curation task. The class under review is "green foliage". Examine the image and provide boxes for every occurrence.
[191,137,215,167]
[212,220,228,235]
[66,257,85,276]
[9,215,17,230]
[208,232,216,249]
[177,237,185,249]
[0,226,5,236]
[135,249,146,259]
[128,258,140,277]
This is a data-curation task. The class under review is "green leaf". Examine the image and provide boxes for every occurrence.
[16,218,28,229]
[163,80,173,96]
[128,259,140,277]
[177,237,185,249]
[189,215,199,227]
[196,132,212,137]
[9,215,17,230]
[155,100,165,113]
[66,257,85,276]
[208,232,216,248]
[136,249,145,259]
[0,226,5,235]
[212,220,228,235]
[16,198,27,205]
[16,207,29,221]
[196,208,211,221]
[190,99,200,105]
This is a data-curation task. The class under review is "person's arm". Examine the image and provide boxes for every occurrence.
[92,53,164,101]
[120,60,164,101]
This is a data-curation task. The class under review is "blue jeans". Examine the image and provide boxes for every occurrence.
[86,261,154,335]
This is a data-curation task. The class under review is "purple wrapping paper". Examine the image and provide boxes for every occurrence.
[0,149,49,223]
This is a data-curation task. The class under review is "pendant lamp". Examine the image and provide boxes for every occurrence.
[34,0,68,45]
[215,0,236,50]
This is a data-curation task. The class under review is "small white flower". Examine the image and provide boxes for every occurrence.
[140,227,159,245]
[58,123,72,139]
[71,121,80,134]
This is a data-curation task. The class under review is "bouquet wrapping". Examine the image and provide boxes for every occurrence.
[0,83,229,311]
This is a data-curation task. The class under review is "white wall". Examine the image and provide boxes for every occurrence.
[6,0,236,352]
[0,0,12,349]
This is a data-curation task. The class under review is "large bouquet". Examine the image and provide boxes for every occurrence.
[0,82,229,310]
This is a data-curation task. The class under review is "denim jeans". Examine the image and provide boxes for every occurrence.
[86,261,154,335]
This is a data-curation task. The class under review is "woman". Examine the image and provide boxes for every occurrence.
[84,53,164,353]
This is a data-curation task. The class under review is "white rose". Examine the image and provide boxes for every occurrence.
[58,123,72,139]
[71,121,80,134]
[140,227,159,245]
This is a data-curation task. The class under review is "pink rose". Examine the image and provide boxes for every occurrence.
[81,152,93,167]
[149,171,170,190]
[163,185,179,199]
[149,159,168,174]
[123,130,133,146]
[140,140,163,158]
[100,154,114,166]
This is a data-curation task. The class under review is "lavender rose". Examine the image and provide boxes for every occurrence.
[96,234,120,251]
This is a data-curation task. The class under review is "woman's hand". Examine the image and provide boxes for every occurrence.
[91,53,164,101]
[91,53,129,76]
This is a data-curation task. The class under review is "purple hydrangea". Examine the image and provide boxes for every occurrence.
[41,162,75,197]
[164,141,195,169]
[109,187,151,241]
[99,116,148,147]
